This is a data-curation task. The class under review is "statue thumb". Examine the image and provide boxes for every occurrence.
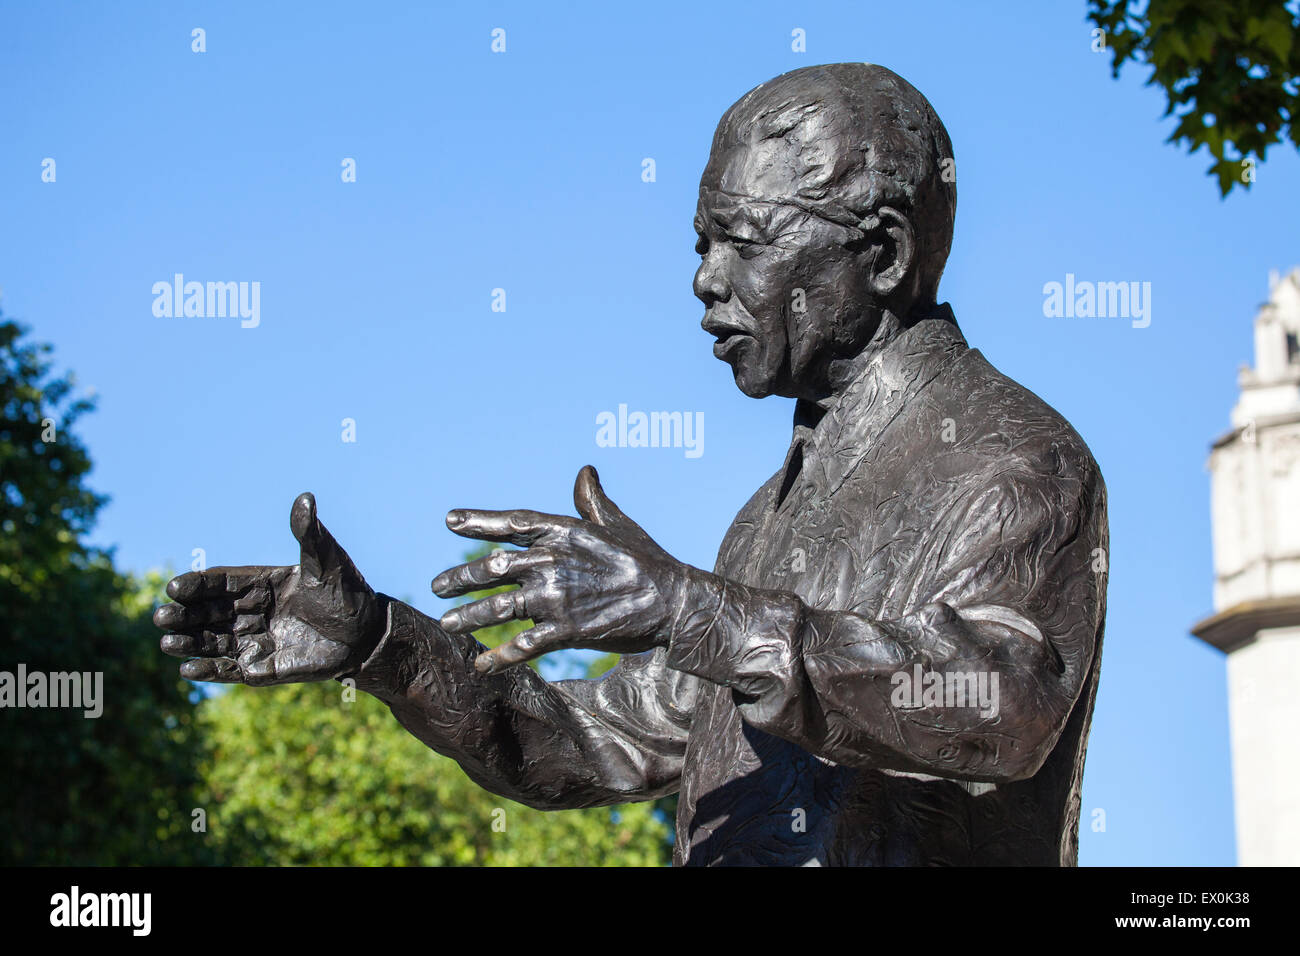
[573,465,653,546]
[291,492,332,580]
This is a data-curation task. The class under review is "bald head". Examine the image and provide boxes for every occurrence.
[702,63,956,302]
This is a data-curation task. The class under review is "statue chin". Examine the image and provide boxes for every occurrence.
[732,375,772,400]
[721,349,782,399]
[729,369,778,400]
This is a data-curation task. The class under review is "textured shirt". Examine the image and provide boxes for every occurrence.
[351,310,1108,866]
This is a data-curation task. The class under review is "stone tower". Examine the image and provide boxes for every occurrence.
[1193,267,1300,866]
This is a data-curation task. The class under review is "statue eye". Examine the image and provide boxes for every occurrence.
[695,233,709,255]
[729,235,764,259]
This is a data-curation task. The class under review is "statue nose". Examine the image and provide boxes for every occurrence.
[693,259,730,305]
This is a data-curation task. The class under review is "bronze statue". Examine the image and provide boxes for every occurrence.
[157,63,1108,866]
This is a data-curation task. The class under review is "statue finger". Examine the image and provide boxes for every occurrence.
[232,586,273,614]
[445,509,577,546]
[178,657,245,683]
[253,644,342,684]
[160,629,239,659]
[439,588,531,633]
[232,613,268,636]
[431,548,550,598]
[153,599,237,632]
[474,622,563,674]
[166,567,274,603]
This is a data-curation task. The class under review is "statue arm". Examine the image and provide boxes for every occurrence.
[664,470,1107,783]
[346,596,694,809]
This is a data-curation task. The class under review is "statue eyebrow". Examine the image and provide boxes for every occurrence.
[697,202,769,240]
[702,186,865,232]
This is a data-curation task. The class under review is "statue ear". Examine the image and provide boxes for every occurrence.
[854,206,916,300]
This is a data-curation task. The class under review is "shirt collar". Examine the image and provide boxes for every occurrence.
[789,305,968,502]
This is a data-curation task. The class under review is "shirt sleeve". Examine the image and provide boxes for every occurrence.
[663,468,1107,782]
[345,596,696,809]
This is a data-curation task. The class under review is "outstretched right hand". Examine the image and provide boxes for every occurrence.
[155,493,383,685]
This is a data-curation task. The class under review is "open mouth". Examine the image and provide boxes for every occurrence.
[710,331,749,360]
[702,312,753,356]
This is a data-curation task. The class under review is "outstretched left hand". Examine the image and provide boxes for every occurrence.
[432,465,697,674]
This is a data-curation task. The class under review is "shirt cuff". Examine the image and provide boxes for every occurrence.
[341,594,473,700]
[663,572,809,715]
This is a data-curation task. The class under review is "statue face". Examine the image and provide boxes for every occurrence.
[693,145,883,401]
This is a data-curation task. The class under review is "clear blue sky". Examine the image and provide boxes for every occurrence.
[5,1,1298,866]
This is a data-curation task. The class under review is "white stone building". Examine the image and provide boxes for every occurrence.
[1193,267,1300,866]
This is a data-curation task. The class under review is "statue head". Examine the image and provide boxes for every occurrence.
[694,63,957,401]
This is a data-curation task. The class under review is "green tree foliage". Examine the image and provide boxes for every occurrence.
[0,318,212,864]
[197,681,670,865]
[1088,0,1300,195]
